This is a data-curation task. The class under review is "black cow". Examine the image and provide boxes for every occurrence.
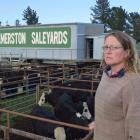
[44,87,64,107]
[31,93,66,140]
[43,86,94,139]
[86,93,95,120]
[51,92,91,140]
[44,88,92,120]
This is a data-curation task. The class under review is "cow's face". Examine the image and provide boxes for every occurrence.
[82,102,92,120]
[38,92,46,106]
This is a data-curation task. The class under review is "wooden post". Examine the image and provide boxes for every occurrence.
[5,112,10,140]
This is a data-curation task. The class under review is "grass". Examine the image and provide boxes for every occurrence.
[0,92,54,127]
[1,113,24,127]
[0,93,36,126]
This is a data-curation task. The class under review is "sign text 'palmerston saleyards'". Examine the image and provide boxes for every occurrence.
[0,27,71,48]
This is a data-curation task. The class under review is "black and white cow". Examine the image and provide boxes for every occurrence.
[31,92,66,140]
[43,88,93,140]
[86,93,95,120]
[54,92,91,140]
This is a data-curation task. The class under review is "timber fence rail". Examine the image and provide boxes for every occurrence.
[0,108,93,140]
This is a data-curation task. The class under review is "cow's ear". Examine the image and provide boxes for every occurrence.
[38,92,45,106]
[45,87,52,95]
[48,87,52,94]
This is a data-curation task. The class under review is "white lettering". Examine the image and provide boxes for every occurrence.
[31,30,68,46]
[0,32,26,45]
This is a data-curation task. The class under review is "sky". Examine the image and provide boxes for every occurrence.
[0,0,140,26]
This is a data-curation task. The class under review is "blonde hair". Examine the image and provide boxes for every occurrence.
[101,31,140,74]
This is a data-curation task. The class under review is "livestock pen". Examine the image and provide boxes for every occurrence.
[0,61,102,140]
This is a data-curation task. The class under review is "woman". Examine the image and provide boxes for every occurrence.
[89,31,140,140]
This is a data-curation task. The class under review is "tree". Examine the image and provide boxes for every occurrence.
[127,12,140,43]
[107,6,127,31]
[15,19,20,26]
[90,0,110,32]
[22,6,39,25]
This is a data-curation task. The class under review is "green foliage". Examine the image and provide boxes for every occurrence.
[107,6,127,31]
[126,12,140,43]
[90,1,140,42]
[90,0,110,31]
[22,6,39,25]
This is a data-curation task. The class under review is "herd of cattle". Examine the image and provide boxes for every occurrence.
[0,62,102,140]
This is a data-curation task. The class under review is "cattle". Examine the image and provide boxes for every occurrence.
[31,92,66,140]
[53,92,91,139]
[44,87,64,107]
[82,102,92,121]
[43,88,93,140]
[86,94,95,120]
[63,81,91,102]
[44,87,92,121]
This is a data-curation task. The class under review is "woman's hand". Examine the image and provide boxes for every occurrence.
[88,121,95,131]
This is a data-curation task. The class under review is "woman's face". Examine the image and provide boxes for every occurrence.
[103,36,129,68]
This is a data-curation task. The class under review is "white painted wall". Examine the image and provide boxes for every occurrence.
[93,35,105,60]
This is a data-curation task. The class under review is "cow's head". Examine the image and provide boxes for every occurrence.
[44,87,52,95]
[82,102,92,120]
[38,92,46,106]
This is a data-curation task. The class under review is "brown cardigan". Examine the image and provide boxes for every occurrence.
[95,72,140,140]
